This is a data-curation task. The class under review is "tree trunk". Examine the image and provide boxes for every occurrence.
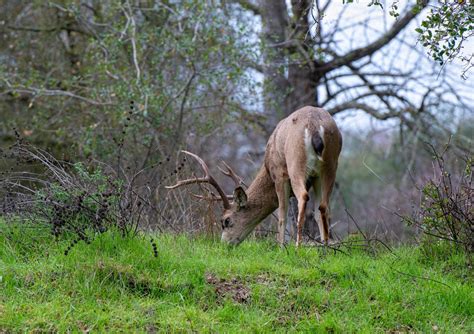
[258,0,290,134]
[286,0,317,112]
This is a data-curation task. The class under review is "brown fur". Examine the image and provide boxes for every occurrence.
[221,106,342,246]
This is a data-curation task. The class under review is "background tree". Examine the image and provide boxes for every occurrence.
[232,0,472,237]
[0,0,259,160]
[1,0,472,240]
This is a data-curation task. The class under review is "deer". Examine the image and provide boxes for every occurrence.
[166,106,342,247]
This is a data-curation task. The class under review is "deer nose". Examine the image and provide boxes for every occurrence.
[221,233,240,246]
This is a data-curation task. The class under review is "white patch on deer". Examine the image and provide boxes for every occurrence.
[304,127,322,177]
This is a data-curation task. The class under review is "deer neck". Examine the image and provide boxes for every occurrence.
[244,164,279,226]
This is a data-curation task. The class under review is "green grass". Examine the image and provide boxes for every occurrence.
[0,223,472,333]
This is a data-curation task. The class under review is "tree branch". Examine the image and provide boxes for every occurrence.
[327,101,398,120]
[315,0,429,75]
[1,87,114,106]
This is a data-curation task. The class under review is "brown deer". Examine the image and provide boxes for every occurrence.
[166,106,342,246]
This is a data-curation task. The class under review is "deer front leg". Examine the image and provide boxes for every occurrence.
[275,180,290,245]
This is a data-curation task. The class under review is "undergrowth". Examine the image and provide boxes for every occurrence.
[0,221,472,333]
[403,143,473,254]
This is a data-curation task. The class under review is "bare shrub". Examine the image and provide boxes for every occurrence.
[403,144,473,253]
[0,131,223,254]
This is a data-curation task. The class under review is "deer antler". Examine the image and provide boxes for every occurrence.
[166,151,231,210]
[218,161,243,187]
[191,192,234,201]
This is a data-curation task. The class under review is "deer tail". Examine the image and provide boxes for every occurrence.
[312,125,325,160]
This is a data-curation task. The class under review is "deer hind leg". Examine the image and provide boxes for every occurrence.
[290,177,309,247]
[275,180,290,245]
[311,177,325,243]
[319,168,336,245]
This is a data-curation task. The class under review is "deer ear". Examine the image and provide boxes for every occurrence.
[233,186,247,209]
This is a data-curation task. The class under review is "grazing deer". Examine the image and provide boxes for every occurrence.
[167,106,342,246]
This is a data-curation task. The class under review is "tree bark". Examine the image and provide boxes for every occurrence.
[258,0,318,128]
[286,0,316,112]
[258,0,290,134]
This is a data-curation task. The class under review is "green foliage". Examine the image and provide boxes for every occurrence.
[342,0,472,77]
[416,2,473,73]
[0,1,260,162]
[0,221,473,332]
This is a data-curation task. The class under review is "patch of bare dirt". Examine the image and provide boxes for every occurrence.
[205,272,250,303]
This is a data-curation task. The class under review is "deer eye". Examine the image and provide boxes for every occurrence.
[222,217,232,229]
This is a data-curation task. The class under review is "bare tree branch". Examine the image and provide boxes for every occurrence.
[315,1,429,75]
[327,101,399,120]
[1,87,114,106]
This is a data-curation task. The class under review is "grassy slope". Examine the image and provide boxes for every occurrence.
[0,224,472,333]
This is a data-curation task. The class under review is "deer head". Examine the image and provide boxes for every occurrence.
[167,106,342,247]
[166,151,274,245]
